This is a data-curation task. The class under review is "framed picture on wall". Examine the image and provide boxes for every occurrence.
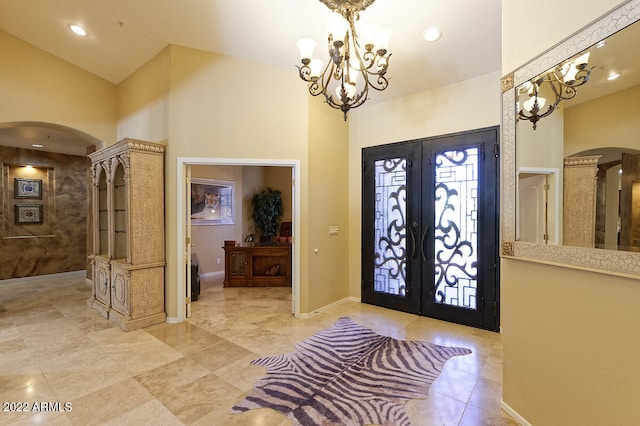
[14,204,43,224]
[14,178,43,199]
[190,178,235,225]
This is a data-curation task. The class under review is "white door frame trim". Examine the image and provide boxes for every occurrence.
[516,167,560,245]
[175,157,301,322]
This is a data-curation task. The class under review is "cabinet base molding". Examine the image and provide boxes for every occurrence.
[109,310,167,332]
[86,298,110,319]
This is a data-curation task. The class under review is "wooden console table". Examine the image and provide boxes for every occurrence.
[223,244,291,287]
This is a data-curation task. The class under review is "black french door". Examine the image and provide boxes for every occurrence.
[362,127,499,331]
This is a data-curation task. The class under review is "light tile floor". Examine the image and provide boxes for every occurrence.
[0,274,517,426]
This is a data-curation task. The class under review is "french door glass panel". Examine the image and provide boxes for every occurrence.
[434,148,479,310]
[373,158,408,297]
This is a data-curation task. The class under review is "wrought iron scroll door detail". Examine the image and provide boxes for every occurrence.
[433,148,479,310]
[373,158,408,297]
[362,142,421,314]
[362,127,499,331]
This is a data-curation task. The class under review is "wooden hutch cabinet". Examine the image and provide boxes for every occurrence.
[87,138,166,331]
[223,243,291,287]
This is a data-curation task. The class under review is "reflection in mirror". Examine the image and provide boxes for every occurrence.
[517,52,592,130]
[516,20,640,252]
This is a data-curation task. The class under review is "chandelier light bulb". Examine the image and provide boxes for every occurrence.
[518,81,533,95]
[562,51,590,83]
[309,59,324,77]
[361,24,380,47]
[335,82,357,100]
[326,12,349,40]
[523,95,546,113]
[345,83,357,99]
[373,27,393,50]
[297,38,317,60]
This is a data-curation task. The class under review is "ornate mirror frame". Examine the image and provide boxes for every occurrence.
[500,0,640,276]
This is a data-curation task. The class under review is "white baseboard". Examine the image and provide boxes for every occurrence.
[165,317,181,324]
[0,270,87,285]
[296,296,361,318]
[501,400,531,426]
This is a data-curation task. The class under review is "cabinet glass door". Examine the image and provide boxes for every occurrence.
[230,252,247,277]
[113,162,127,260]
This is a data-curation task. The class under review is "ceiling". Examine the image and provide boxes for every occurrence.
[0,0,504,155]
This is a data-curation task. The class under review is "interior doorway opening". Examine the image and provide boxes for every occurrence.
[176,157,301,323]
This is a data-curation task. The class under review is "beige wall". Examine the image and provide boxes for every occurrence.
[517,104,564,169]
[264,167,293,224]
[116,47,171,143]
[0,30,117,144]
[564,84,640,156]
[307,95,350,310]
[347,72,502,297]
[501,1,640,424]
[502,259,640,425]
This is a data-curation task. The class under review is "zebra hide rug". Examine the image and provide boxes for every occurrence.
[231,316,471,426]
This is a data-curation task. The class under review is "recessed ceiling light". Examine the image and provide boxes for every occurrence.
[68,24,87,37]
[607,73,621,81]
[422,27,442,42]
[31,144,44,148]
[596,40,607,48]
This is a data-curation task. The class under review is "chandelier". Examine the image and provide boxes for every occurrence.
[296,0,392,121]
[517,51,592,130]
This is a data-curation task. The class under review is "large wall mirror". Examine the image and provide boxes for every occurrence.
[501,0,640,275]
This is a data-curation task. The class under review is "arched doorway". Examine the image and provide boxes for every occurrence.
[0,121,100,279]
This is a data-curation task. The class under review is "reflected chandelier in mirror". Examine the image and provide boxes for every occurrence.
[517,52,592,130]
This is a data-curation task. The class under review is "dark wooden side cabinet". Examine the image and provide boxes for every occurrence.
[223,244,291,287]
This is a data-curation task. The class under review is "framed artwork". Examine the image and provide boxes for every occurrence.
[190,178,235,225]
[14,178,43,199]
[15,204,43,224]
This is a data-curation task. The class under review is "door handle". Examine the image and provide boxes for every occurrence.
[408,227,417,260]
[420,226,430,261]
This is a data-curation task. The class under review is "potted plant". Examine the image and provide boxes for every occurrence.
[251,187,283,244]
